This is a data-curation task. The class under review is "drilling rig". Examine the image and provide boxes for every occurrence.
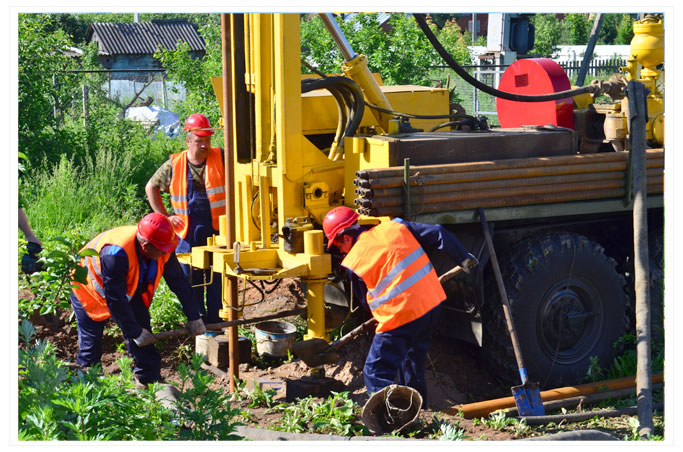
[183,13,664,390]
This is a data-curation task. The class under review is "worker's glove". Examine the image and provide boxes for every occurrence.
[21,242,44,274]
[187,318,207,336]
[460,253,479,274]
[133,328,156,347]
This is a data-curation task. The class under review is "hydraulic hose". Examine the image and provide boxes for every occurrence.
[302,76,365,138]
[429,119,472,132]
[413,14,603,102]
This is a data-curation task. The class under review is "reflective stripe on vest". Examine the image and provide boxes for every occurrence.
[169,147,226,238]
[71,225,169,321]
[341,220,445,333]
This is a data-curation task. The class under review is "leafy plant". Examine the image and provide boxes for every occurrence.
[583,355,605,383]
[245,380,277,409]
[625,416,641,441]
[20,234,93,319]
[171,354,243,440]
[485,410,514,430]
[276,391,365,436]
[19,321,179,440]
[149,281,187,332]
[440,422,466,440]
[173,343,194,363]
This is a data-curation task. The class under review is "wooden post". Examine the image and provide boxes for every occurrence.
[628,81,654,437]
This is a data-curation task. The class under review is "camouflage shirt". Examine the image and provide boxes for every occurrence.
[148,149,224,193]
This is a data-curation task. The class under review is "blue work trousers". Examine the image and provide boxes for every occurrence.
[363,303,442,407]
[70,293,162,384]
[176,165,222,324]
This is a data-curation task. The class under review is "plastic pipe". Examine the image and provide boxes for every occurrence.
[446,373,664,419]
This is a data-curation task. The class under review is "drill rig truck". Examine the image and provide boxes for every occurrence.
[185,13,665,390]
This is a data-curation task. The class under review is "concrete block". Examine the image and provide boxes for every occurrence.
[205,335,252,368]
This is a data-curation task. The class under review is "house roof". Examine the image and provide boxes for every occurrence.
[86,20,205,56]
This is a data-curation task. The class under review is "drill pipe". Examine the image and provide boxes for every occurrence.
[355,148,664,180]
[354,158,663,189]
[355,170,661,199]
[355,177,664,209]
[357,185,663,217]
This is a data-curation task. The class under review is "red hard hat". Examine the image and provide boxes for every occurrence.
[322,206,359,242]
[184,113,214,137]
[138,213,179,253]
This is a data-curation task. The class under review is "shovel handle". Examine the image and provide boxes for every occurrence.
[478,208,527,380]
[153,306,306,341]
[438,265,464,284]
[327,317,378,351]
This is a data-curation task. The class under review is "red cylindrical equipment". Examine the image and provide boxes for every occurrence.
[497,58,574,129]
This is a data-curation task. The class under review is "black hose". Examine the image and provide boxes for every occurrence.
[429,119,471,132]
[302,76,365,137]
[413,14,595,102]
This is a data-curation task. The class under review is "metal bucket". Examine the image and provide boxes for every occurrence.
[254,320,296,358]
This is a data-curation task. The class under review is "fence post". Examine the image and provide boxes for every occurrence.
[82,84,89,127]
[162,74,167,109]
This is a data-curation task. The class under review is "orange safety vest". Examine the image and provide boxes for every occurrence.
[72,226,170,322]
[169,147,226,239]
[342,220,446,333]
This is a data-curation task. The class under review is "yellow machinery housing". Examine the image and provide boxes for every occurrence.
[193,13,450,346]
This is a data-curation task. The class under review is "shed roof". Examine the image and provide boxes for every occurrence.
[86,20,205,56]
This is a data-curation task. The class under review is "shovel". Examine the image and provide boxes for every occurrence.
[293,317,378,367]
[478,207,545,417]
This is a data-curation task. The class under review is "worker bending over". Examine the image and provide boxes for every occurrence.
[71,213,206,386]
[146,113,225,323]
[323,206,475,406]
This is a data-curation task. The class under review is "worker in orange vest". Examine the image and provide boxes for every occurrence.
[323,206,476,406]
[146,113,225,324]
[71,213,206,386]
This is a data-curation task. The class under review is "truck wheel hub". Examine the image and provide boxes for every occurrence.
[537,281,601,364]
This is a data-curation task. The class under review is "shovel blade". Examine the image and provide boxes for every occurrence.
[511,381,545,417]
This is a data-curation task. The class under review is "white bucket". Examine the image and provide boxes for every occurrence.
[254,321,296,358]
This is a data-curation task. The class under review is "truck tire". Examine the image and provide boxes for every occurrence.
[482,232,629,389]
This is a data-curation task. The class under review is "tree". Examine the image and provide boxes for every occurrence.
[301,13,470,86]
[615,14,635,45]
[563,13,590,45]
[154,21,222,124]
[530,14,563,57]
[18,14,80,163]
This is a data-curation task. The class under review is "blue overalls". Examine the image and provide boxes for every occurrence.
[174,163,223,324]
[70,247,162,384]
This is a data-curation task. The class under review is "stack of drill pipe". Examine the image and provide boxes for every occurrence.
[354,149,664,217]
